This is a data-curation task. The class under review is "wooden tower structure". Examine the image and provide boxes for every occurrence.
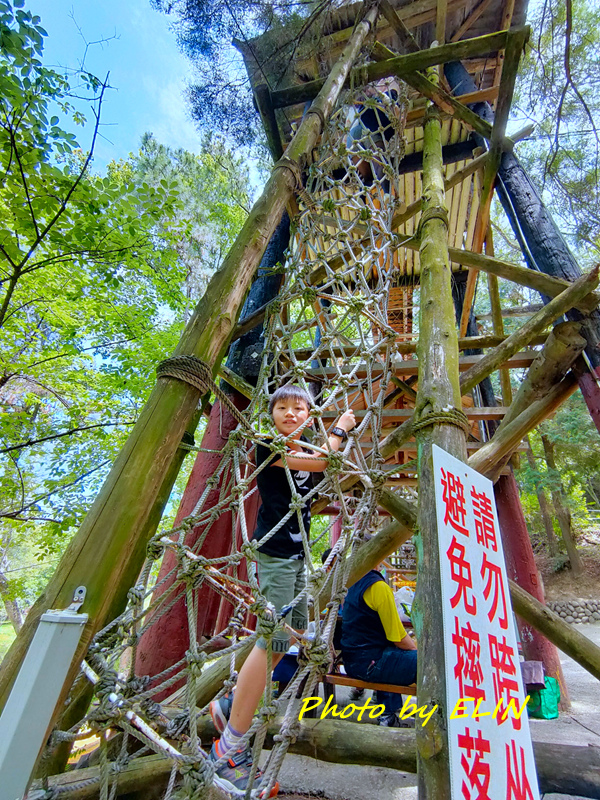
[2,2,600,798]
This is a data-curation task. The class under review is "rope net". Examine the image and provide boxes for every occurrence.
[34,80,417,800]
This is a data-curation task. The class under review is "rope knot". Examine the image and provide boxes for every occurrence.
[240,540,259,560]
[127,586,145,605]
[413,406,470,435]
[146,537,164,561]
[327,451,345,474]
[186,649,207,677]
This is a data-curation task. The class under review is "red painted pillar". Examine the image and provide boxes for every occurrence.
[330,503,343,546]
[135,393,250,682]
[494,472,570,708]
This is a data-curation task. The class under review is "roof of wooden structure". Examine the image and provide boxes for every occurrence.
[239,0,530,277]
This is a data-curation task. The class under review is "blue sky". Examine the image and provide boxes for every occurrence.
[34,0,205,168]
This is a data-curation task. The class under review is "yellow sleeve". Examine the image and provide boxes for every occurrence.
[363,581,407,642]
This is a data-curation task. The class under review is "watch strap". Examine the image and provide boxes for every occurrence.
[330,426,348,440]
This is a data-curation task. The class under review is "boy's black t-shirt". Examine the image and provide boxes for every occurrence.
[252,439,312,560]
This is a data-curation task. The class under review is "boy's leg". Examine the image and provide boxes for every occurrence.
[224,554,297,740]
[228,644,283,733]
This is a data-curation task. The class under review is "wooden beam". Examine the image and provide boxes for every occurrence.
[450,0,496,42]
[436,0,447,44]
[485,229,512,404]
[218,364,254,400]
[477,303,544,320]
[405,86,499,124]
[403,69,494,139]
[253,84,283,161]
[322,407,509,423]
[443,245,599,312]
[493,0,518,85]
[370,42,495,141]
[35,719,600,800]
[271,28,519,108]
[306,351,538,382]
[468,372,579,480]
[380,0,420,53]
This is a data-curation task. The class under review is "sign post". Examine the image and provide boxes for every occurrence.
[433,445,539,800]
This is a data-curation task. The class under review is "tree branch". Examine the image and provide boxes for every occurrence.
[0,421,136,454]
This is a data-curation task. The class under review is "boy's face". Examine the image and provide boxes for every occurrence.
[272,396,311,438]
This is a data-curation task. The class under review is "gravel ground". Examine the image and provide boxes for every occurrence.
[268,622,600,800]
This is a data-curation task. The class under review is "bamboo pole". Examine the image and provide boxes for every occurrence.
[497,321,586,431]
[459,266,599,395]
[0,2,381,746]
[413,73,467,797]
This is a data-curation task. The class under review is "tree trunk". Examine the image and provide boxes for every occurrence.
[526,444,559,557]
[413,87,467,799]
[0,570,22,632]
[541,434,584,577]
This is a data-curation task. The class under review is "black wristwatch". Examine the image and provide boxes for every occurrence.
[330,426,348,441]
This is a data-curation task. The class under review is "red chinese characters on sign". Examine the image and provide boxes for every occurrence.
[481,553,509,630]
[471,486,498,552]
[441,468,469,536]
[447,536,477,614]
[457,726,492,800]
[452,618,486,702]
[489,634,521,730]
[505,741,536,800]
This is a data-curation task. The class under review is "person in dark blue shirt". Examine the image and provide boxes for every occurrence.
[341,567,417,726]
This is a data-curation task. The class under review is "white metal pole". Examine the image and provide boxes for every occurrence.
[0,593,88,800]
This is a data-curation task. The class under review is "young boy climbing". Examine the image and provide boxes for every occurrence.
[209,384,356,797]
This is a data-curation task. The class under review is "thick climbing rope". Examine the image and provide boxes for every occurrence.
[36,75,421,800]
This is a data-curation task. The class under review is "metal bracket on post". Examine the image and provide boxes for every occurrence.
[0,586,89,800]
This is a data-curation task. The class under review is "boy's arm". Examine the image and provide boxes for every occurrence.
[274,409,356,472]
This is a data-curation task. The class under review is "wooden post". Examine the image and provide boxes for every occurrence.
[135,214,288,686]
[0,4,380,748]
[485,230,513,405]
[413,73,467,798]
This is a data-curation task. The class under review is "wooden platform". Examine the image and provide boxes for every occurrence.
[320,672,416,696]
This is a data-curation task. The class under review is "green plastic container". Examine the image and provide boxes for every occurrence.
[527,676,560,720]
